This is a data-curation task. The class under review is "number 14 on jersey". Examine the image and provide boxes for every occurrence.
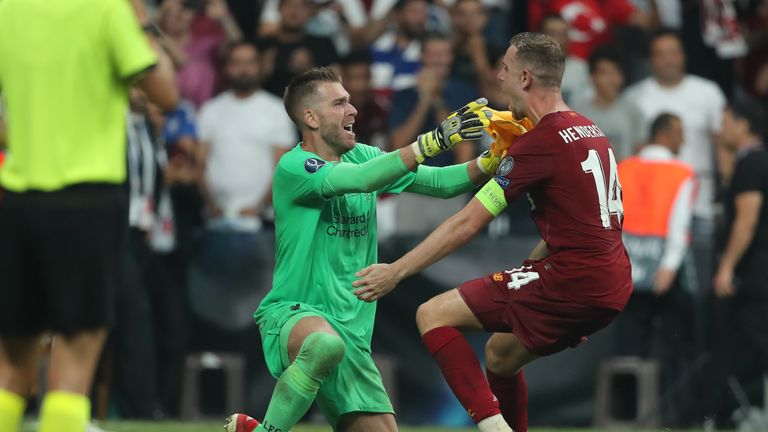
[581,148,623,229]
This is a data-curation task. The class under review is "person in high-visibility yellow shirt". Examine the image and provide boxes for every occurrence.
[0,1,177,431]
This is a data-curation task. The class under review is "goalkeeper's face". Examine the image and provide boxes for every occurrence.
[315,82,358,154]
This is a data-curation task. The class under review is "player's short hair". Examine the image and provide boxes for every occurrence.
[729,97,767,139]
[509,32,565,88]
[283,66,342,127]
[649,112,680,140]
[588,44,625,76]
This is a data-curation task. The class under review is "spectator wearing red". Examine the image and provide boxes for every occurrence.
[529,0,652,60]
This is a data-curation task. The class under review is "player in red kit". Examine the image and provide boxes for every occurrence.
[352,32,632,432]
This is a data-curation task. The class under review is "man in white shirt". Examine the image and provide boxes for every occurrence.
[199,41,297,230]
[624,29,725,308]
[194,43,297,394]
[624,29,725,223]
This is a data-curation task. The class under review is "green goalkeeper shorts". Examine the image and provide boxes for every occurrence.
[256,301,394,428]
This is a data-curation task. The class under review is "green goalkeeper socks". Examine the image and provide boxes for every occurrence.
[260,332,345,432]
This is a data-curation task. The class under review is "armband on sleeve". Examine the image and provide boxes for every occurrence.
[475,179,508,217]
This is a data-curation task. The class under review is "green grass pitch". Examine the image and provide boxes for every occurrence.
[21,422,711,432]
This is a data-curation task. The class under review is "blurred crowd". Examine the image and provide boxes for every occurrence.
[1,0,768,429]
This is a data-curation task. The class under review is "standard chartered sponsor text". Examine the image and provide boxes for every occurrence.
[327,211,370,238]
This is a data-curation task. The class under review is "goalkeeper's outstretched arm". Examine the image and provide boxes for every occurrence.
[320,98,491,197]
[402,161,488,199]
[320,150,414,197]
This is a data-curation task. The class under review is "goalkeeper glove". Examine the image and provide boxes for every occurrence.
[476,113,534,175]
[412,98,492,164]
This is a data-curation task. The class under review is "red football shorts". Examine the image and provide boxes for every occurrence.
[457,264,620,356]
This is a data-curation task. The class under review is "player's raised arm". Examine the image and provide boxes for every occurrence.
[281,67,491,199]
[322,98,490,196]
[401,111,534,199]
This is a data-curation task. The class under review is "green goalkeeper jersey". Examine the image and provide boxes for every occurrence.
[254,143,416,350]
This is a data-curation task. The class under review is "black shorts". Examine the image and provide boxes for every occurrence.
[0,183,127,336]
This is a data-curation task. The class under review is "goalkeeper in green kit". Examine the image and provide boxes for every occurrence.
[226,66,502,432]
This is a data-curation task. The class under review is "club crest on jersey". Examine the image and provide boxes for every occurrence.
[304,158,325,173]
[497,156,514,176]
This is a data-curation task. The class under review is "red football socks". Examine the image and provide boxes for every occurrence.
[422,327,500,422]
[487,368,528,432]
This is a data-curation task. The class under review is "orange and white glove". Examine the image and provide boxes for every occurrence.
[476,109,535,175]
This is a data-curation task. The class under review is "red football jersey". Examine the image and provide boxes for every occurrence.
[494,111,632,309]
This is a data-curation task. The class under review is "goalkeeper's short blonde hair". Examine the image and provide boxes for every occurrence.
[283,67,342,129]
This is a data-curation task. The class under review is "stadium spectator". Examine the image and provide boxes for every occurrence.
[340,52,389,151]
[449,0,496,98]
[111,90,168,420]
[257,0,339,98]
[258,0,393,56]
[625,30,726,222]
[440,0,514,48]
[193,44,295,402]
[0,1,177,432]
[571,45,644,161]
[706,99,768,426]
[143,101,197,417]
[624,29,726,306]
[539,14,592,103]
[226,67,492,432]
[528,0,655,60]
[112,95,197,419]
[198,41,296,224]
[353,32,632,432]
[158,0,243,109]
[615,113,697,426]
[389,34,477,166]
[739,0,768,99]
[369,0,429,101]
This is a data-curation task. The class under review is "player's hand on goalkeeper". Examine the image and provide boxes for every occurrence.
[412,98,492,163]
[352,263,401,302]
[476,113,534,175]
